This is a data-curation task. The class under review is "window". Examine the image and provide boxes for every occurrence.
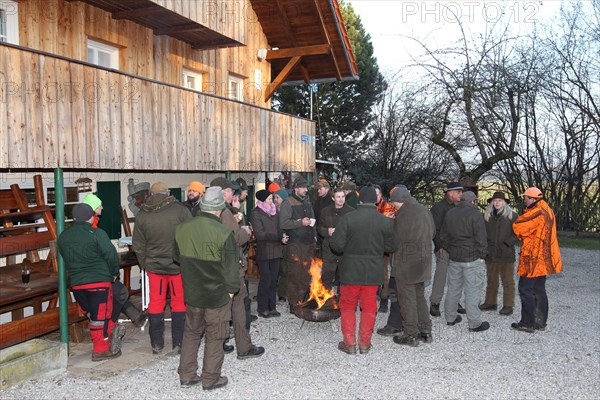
[183,68,203,92]
[228,75,244,101]
[0,0,19,45]
[87,39,119,69]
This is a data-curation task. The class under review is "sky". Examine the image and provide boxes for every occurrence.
[347,0,568,76]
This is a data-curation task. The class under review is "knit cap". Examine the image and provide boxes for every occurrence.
[188,181,205,194]
[200,187,226,211]
[359,184,377,204]
[72,203,95,221]
[82,194,102,211]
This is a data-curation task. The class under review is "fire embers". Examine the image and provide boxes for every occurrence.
[294,258,340,322]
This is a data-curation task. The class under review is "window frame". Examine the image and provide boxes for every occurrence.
[182,68,203,92]
[0,0,19,45]
[87,39,119,69]
[228,74,244,102]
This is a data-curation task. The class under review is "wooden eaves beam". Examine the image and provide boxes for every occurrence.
[275,0,311,83]
[312,0,342,80]
[154,24,204,36]
[265,44,330,60]
[264,56,302,102]
[113,5,166,19]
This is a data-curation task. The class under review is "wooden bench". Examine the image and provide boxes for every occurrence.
[0,175,85,350]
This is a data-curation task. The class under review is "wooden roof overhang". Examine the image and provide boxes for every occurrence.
[249,0,359,101]
[64,0,242,50]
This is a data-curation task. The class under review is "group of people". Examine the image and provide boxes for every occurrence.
[57,175,562,390]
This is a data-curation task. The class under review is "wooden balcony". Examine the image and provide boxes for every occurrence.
[0,43,316,172]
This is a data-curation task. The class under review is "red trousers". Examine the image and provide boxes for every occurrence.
[72,281,115,353]
[146,271,186,314]
[339,284,378,346]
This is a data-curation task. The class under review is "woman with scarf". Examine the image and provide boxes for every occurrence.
[480,191,519,316]
[250,189,288,318]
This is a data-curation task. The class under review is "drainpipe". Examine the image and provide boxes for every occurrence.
[225,171,232,180]
[54,168,69,350]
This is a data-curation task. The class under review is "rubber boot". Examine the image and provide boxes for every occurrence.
[171,311,185,351]
[148,313,165,354]
[122,301,147,327]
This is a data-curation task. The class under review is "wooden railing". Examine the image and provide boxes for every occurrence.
[0,43,316,172]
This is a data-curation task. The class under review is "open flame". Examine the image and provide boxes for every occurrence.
[298,258,338,310]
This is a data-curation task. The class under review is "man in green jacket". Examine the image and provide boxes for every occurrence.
[330,184,397,355]
[175,186,241,391]
[57,203,126,362]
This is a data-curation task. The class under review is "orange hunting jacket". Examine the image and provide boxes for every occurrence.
[513,199,563,278]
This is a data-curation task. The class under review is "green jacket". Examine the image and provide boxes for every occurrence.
[174,212,240,308]
[57,221,119,286]
[330,204,397,285]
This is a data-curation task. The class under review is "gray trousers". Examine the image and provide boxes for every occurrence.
[397,281,431,336]
[429,249,450,305]
[232,275,252,353]
[445,259,485,329]
[178,301,231,386]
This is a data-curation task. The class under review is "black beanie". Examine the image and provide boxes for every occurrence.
[255,189,271,202]
[359,184,377,204]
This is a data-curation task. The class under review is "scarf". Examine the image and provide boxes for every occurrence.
[257,200,276,216]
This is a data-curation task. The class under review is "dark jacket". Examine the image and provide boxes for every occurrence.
[250,207,284,261]
[344,191,359,209]
[57,221,119,286]
[183,199,200,217]
[317,204,354,262]
[431,197,455,251]
[485,208,518,263]
[313,191,333,223]
[279,193,316,244]
[174,212,240,308]
[392,198,436,284]
[439,201,487,262]
[330,204,397,285]
[133,193,192,275]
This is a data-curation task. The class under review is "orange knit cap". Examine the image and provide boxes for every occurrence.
[188,181,205,194]
[268,182,281,193]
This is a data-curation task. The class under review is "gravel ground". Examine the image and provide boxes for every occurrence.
[2,247,599,399]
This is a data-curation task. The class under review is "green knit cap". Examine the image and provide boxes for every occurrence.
[82,194,102,211]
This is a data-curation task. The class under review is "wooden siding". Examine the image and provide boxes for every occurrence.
[17,0,272,108]
[0,44,315,172]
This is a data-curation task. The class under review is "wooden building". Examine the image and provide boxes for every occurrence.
[0,0,358,173]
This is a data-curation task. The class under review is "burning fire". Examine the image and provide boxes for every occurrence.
[298,258,338,310]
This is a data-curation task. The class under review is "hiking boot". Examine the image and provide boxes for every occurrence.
[469,321,490,332]
[419,332,433,343]
[152,345,164,355]
[479,303,497,311]
[109,324,126,354]
[378,299,389,313]
[171,345,181,355]
[376,325,403,337]
[223,340,234,354]
[393,335,419,347]
[237,345,265,360]
[337,341,357,355]
[499,306,513,315]
[533,323,546,331]
[359,344,372,354]
[180,376,201,388]
[131,312,148,328]
[447,315,462,326]
[258,311,272,318]
[511,322,535,333]
[430,303,441,317]
[457,303,466,314]
[203,376,228,391]
[91,349,121,362]
[269,310,281,317]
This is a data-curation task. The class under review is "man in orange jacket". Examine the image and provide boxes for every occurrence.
[511,187,562,333]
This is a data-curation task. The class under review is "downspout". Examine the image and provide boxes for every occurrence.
[55,168,69,350]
